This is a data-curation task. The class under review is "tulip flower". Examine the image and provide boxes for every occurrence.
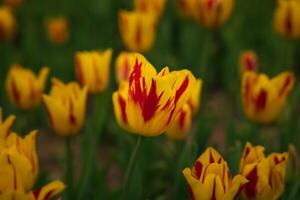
[187,78,202,114]
[274,0,300,39]
[75,49,112,94]
[177,0,198,19]
[118,10,157,53]
[0,6,16,40]
[113,53,196,136]
[241,71,294,124]
[183,147,248,200]
[239,50,258,76]
[239,142,288,200]
[0,107,15,139]
[6,64,50,110]
[134,0,166,19]
[166,104,192,140]
[43,78,88,136]
[46,17,69,45]
[194,0,235,29]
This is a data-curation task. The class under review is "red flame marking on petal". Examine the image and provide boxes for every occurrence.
[245,166,258,198]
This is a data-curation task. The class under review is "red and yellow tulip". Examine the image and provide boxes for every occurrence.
[0,6,16,40]
[241,71,294,123]
[239,142,288,200]
[239,50,258,76]
[75,49,112,94]
[183,147,248,200]
[43,79,88,136]
[46,17,69,45]
[134,0,166,19]
[6,64,49,110]
[113,54,196,136]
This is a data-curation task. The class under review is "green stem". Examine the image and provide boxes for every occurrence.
[122,135,143,200]
[65,137,75,200]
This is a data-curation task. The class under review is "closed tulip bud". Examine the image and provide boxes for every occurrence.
[177,0,198,19]
[43,79,88,136]
[0,107,15,139]
[239,51,258,76]
[118,10,157,53]
[183,147,248,200]
[75,49,112,94]
[187,78,202,114]
[6,64,50,110]
[274,0,300,39]
[194,0,235,29]
[113,53,196,136]
[46,17,69,45]
[166,104,192,140]
[0,6,16,40]
[115,51,149,83]
[134,0,166,20]
[239,142,288,200]
[241,71,294,124]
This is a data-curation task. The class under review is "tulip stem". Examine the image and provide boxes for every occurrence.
[122,135,143,200]
[65,137,75,200]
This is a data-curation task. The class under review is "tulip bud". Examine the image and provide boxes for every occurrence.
[166,104,192,140]
[194,0,235,29]
[6,64,49,110]
[75,49,112,94]
[239,50,258,76]
[46,17,69,45]
[241,71,294,124]
[43,78,88,136]
[274,0,300,39]
[118,10,157,53]
[0,6,16,40]
[183,147,248,200]
[113,53,196,136]
[239,142,288,200]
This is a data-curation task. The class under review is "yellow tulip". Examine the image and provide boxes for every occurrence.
[0,108,15,140]
[118,10,157,53]
[0,6,16,40]
[241,71,294,123]
[46,17,69,45]
[194,0,235,29]
[6,64,50,110]
[239,50,258,76]
[75,49,112,94]
[134,0,166,19]
[183,147,248,200]
[43,78,88,136]
[274,0,300,39]
[113,53,196,136]
[239,142,288,200]
[187,78,202,114]
[177,0,198,19]
[166,104,192,140]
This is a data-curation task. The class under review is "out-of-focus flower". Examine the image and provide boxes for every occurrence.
[134,0,166,19]
[113,53,196,136]
[166,104,192,140]
[286,144,300,182]
[43,79,88,136]
[4,0,23,9]
[177,0,198,19]
[183,147,248,200]
[0,107,15,139]
[46,17,69,45]
[75,49,112,94]
[187,78,202,114]
[194,0,235,29]
[6,64,49,110]
[0,6,16,40]
[274,0,300,39]
[239,142,288,200]
[115,52,149,83]
[241,71,294,124]
[118,10,157,53]
[239,50,258,76]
